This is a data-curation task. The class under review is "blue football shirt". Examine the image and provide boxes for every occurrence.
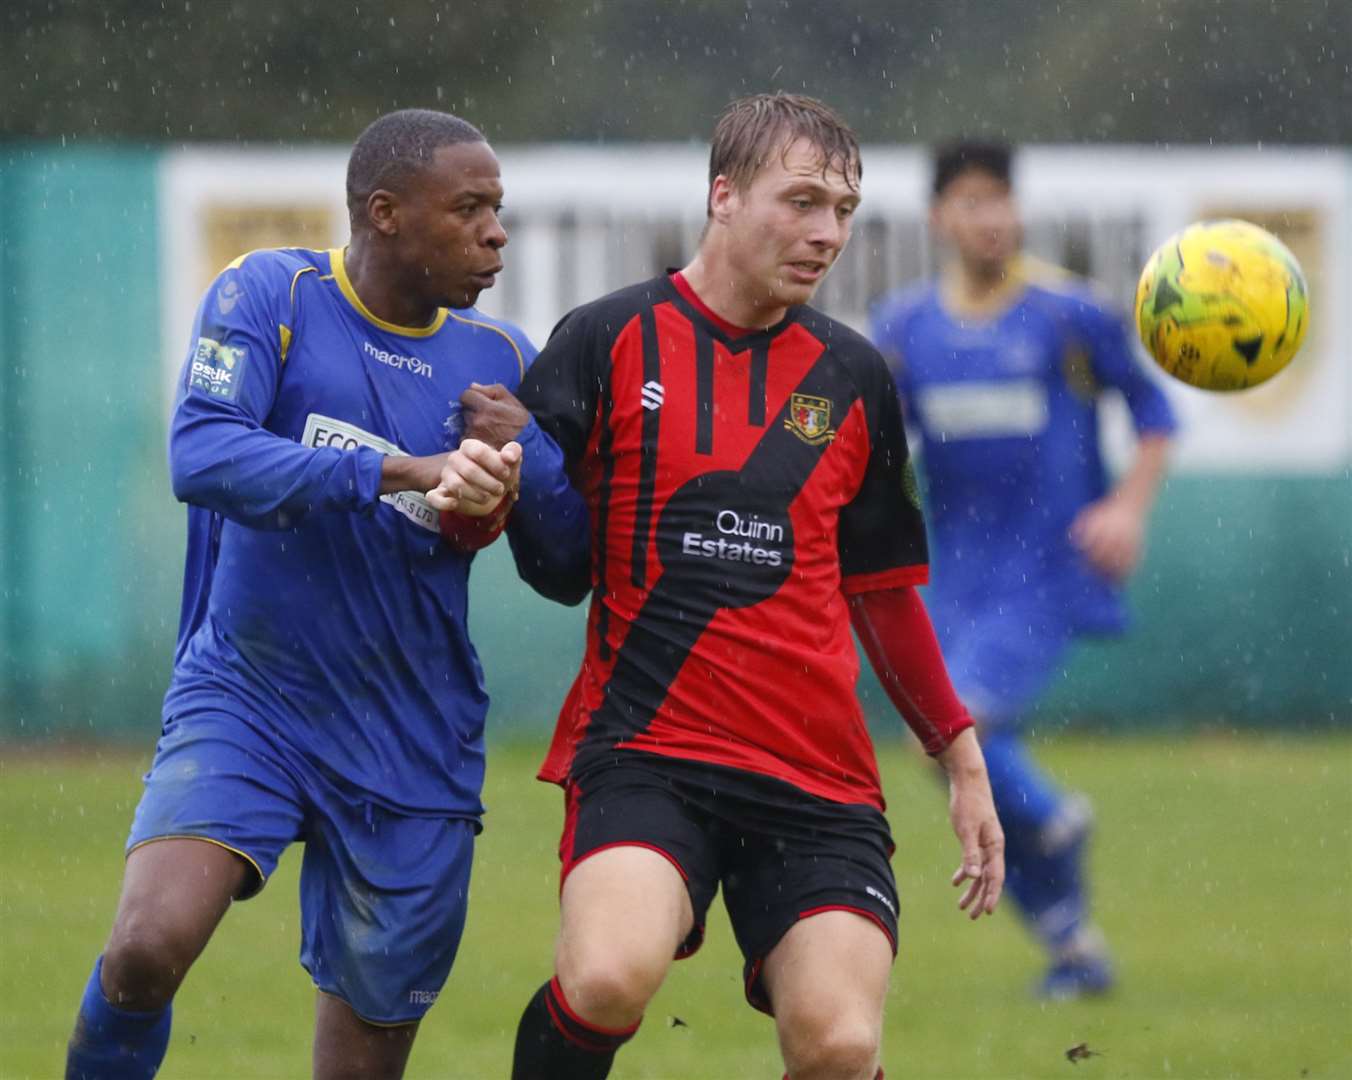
[163,246,569,819]
[870,259,1177,638]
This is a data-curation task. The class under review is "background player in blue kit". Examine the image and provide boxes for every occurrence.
[870,141,1178,999]
[65,109,582,1079]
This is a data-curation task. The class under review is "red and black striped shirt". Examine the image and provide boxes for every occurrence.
[519,272,928,808]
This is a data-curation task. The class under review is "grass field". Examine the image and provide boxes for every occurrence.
[2,733,1349,1079]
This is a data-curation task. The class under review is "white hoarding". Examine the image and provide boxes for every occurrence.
[160,145,1351,474]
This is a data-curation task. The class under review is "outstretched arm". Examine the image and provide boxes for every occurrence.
[849,585,1004,918]
[170,395,389,529]
[1073,299,1178,580]
[171,278,440,529]
[1069,432,1171,580]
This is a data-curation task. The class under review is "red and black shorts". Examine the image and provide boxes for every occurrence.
[559,750,899,1015]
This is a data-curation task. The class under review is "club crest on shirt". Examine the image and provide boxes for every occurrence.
[785,393,835,445]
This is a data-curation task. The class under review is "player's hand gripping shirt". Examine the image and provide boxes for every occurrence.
[165,247,556,820]
[518,273,928,809]
[870,260,1177,636]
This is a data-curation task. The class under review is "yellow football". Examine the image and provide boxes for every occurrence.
[1134,219,1309,391]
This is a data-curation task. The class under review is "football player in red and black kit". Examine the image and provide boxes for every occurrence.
[448,94,1005,1080]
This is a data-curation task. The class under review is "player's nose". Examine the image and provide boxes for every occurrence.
[483,212,507,249]
[806,209,847,251]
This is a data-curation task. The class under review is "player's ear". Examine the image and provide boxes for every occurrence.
[707,175,737,226]
[366,189,400,237]
[927,199,947,239]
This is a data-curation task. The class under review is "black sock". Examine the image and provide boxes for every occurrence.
[511,977,640,1080]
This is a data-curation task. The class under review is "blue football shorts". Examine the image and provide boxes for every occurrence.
[127,708,476,1024]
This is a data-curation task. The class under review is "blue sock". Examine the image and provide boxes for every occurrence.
[1006,837,1086,951]
[981,730,1087,952]
[66,956,172,1080]
[979,728,1062,836]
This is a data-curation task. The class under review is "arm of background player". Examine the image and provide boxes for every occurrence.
[169,263,389,530]
[1085,299,1179,440]
[850,585,1003,918]
[1069,303,1178,578]
[1069,432,1171,579]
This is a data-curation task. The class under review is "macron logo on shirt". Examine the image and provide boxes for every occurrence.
[363,340,433,378]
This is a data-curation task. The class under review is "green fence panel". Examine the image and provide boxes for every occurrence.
[0,145,177,739]
[1034,473,1352,728]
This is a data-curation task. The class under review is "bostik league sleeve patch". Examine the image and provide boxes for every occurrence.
[188,337,247,401]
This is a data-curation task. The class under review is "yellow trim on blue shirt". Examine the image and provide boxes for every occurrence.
[449,312,526,381]
[1017,254,1084,293]
[223,247,304,273]
[329,247,448,338]
[289,265,317,305]
[280,265,318,364]
[938,255,1089,320]
[939,256,1030,320]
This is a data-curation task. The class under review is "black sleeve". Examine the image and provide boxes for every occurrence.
[504,420,592,606]
[515,305,608,472]
[837,351,929,590]
[507,303,612,605]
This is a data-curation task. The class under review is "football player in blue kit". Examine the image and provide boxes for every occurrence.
[65,109,584,1079]
[870,141,1177,999]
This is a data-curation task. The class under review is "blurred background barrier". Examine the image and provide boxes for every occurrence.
[1,142,1349,739]
[0,146,181,739]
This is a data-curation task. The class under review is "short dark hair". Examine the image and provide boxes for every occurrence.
[931,140,1013,197]
[346,109,485,225]
[707,93,861,213]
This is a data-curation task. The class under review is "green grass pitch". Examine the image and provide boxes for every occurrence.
[2,734,1349,1078]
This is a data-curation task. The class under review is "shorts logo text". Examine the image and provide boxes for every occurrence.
[865,885,897,917]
